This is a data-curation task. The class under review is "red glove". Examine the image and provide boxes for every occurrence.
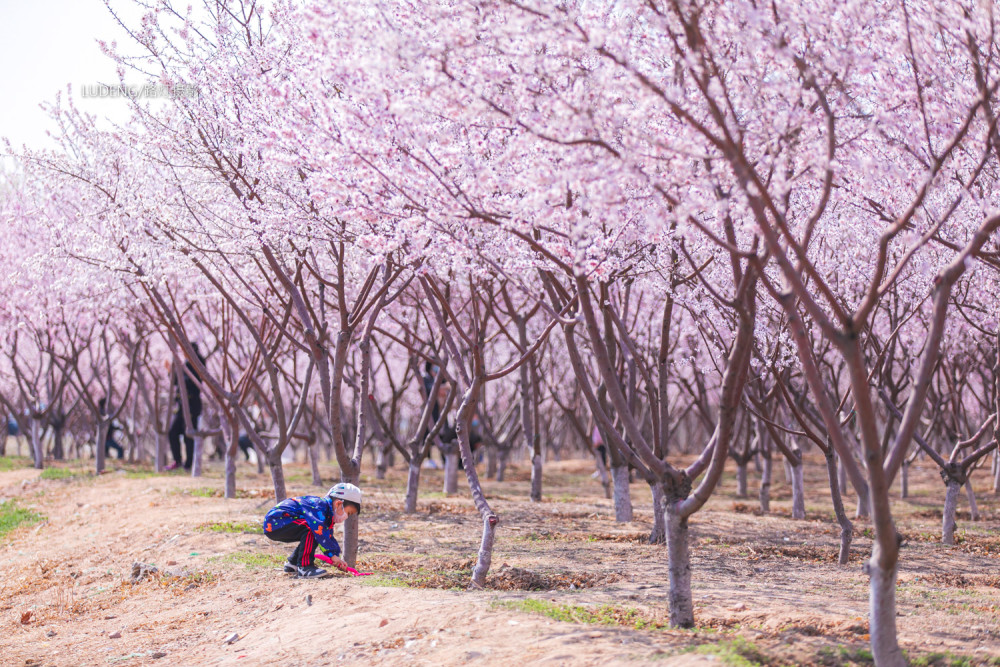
[342,565,372,577]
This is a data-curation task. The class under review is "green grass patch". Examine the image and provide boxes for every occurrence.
[513,531,562,542]
[122,469,160,479]
[816,645,873,666]
[0,500,45,539]
[908,651,998,667]
[211,551,286,570]
[357,574,411,588]
[197,520,263,534]
[0,455,32,471]
[40,467,87,481]
[690,637,770,666]
[494,598,669,630]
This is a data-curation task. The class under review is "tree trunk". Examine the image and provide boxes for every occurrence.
[443,450,460,494]
[375,443,388,480]
[759,450,772,514]
[52,425,64,461]
[190,436,203,477]
[268,451,287,503]
[649,483,666,544]
[993,449,999,493]
[471,514,498,589]
[900,460,909,499]
[404,461,421,514]
[529,454,543,502]
[790,460,806,519]
[343,512,359,567]
[95,421,107,474]
[154,432,164,473]
[965,480,979,521]
[309,443,323,486]
[825,452,853,565]
[495,448,508,481]
[223,448,236,498]
[838,454,848,499]
[665,501,693,627]
[31,418,44,470]
[856,483,871,519]
[868,557,905,667]
[736,461,748,498]
[452,383,499,590]
[224,444,237,499]
[942,478,960,545]
[486,445,497,479]
[611,465,633,522]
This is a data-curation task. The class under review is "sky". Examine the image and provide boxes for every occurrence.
[0,0,143,152]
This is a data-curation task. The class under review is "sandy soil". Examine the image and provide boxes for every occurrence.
[1,453,999,666]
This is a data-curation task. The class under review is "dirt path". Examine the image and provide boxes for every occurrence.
[2,457,999,666]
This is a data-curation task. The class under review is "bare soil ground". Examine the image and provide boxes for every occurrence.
[2,450,1000,666]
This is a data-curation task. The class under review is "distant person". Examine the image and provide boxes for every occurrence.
[457,418,484,470]
[238,433,254,461]
[167,344,205,471]
[262,483,370,579]
[97,397,124,460]
[422,361,454,467]
[591,424,607,467]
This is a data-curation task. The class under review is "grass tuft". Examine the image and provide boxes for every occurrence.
[212,551,286,570]
[122,469,160,479]
[494,598,669,630]
[691,637,770,666]
[40,467,86,481]
[909,651,987,667]
[0,500,45,539]
[358,574,411,588]
[197,520,263,534]
[0,455,33,471]
[816,645,873,665]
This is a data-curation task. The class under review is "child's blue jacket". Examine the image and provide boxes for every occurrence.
[263,495,342,557]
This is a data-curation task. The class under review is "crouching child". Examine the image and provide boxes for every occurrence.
[262,482,371,578]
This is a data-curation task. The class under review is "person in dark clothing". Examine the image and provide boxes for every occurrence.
[455,418,485,470]
[422,361,452,467]
[167,344,205,471]
[97,398,124,460]
[422,361,445,424]
[238,433,254,461]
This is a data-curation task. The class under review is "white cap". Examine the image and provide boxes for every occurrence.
[327,482,363,508]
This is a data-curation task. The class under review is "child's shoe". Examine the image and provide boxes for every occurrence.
[283,557,297,574]
[296,564,328,579]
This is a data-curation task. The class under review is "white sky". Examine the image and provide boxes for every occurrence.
[0,0,143,152]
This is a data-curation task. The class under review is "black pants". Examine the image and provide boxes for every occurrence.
[264,521,317,568]
[238,434,253,461]
[105,438,124,460]
[595,444,608,468]
[168,405,201,469]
